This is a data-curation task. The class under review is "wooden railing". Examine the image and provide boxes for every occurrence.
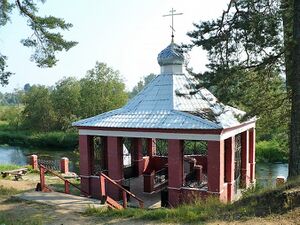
[100,172,144,209]
[39,164,89,197]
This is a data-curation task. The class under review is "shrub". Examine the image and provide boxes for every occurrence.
[0,130,77,149]
[256,140,288,163]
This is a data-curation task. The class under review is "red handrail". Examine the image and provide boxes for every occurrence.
[100,172,144,209]
[39,164,89,197]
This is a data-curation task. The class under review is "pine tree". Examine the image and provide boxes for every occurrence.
[186,0,300,177]
[0,0,77,85]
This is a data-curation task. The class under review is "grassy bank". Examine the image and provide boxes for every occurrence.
[86,177,300,224]
[0,122,77,149]
[0,164,23,171]
[0,130,78,149]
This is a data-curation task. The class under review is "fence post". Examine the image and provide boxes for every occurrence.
[40,165,46,192]
[65,180,70,194]
[100,174,106,197]
[30,154,38,170]
[122,190,127,208]
[60,157,69,174]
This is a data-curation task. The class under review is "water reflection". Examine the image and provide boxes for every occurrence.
[0,145,79,173]
[256,162,288,187]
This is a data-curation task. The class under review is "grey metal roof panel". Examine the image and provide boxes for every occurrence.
[73,73,246,129]
[73,110,221,129]
[73,42,250,130]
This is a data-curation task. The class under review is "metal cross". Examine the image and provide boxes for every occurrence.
[163,8,183,42]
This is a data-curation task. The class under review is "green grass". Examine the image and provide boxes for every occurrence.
[48,178,81,196]
[86,197,228,223]
[0,214,43,225]
[0,129,78,149]
[0,185,20,197]
[0,164,23,172]
[85,177,300,224]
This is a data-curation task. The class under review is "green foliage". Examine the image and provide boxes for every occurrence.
[51,77,81,130]
[22,85,57,131]
[129,73,156,99]
[256,140,288,163]
[85,197,226,223]
[0,53,12,85]
[0,90,22,105]
[0,62,127,149]
[0,105,23,128]
[183,140,207,155]
[0,130,77,149]
[186,0,289,159]
[0,164,23,172]
[79,62,128,118]
[0,0,77,85]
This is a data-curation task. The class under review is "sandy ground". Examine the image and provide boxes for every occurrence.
[1,174,300,225]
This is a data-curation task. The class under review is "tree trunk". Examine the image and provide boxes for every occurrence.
[289,0,300,177]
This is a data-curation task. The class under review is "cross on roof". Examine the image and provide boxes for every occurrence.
[163,8,183,42]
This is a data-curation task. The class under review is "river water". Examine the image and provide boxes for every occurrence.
[0,145,289,186]
[0,145,79,173]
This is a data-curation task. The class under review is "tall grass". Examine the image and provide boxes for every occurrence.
[86,197,228,223]
[0,130,78,149]
[86,177,300,223]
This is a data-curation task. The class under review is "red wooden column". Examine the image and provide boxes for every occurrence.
[225,136,235,202]
[79,135,93,196]
[168,139,184,207]
[249,128,256,183]
[132,138,144,176]
[147,138,156,157]
[241,130,250,188]
[107,136,124,200]
[101,136,108,171]
[207,140,225,201]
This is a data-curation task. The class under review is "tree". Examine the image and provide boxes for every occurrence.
[186,0,300,176]
[129,73,156,99]
[24,83,31,92]
[51,77,81,130]
[289,0,300,177]
[0,0,77,85]
[79,62,128,118]
[22,85,57,131]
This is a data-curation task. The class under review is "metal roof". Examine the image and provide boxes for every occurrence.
[157,43,184,66]
[73,42,250,130]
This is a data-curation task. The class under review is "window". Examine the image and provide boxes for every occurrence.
[183,140,207,155]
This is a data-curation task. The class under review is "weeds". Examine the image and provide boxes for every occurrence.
[85,177,300,223]
[0,185,20,197]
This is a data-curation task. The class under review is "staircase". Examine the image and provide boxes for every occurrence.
[100,172,144,209]
[38,164,144,210]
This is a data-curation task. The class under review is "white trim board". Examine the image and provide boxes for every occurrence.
[78,123,255,141]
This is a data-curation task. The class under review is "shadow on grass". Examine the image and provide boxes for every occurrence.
[84,177,300,224]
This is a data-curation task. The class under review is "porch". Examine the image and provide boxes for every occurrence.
[78,128,256,208]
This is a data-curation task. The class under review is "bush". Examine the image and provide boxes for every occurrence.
[0,130,77,149]
[256,140,288,163]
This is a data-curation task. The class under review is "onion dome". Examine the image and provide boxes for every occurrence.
[157,42,184,66]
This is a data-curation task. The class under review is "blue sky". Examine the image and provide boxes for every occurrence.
[0,0,228,92]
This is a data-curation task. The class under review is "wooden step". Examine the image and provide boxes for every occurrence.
[106,196,123,210]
